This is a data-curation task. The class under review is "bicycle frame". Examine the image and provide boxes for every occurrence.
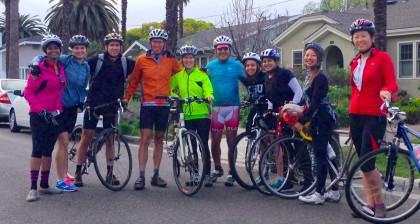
[392,123,420,173]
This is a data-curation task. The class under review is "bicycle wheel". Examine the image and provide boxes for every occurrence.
[345,147,418,223]
[68,126,85,174]
[93,128,132,191]
[229,131,256,190]
[259,136,317,199]
[173,130,208,196]
[248,132,276,195]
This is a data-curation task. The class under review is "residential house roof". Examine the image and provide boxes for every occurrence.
[0,34,43,51]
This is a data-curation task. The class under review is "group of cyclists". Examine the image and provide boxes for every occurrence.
[24,17,399,220]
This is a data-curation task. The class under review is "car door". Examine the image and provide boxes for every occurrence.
[12,94,30,128]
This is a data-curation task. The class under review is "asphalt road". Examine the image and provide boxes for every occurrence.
[1,124,419,224]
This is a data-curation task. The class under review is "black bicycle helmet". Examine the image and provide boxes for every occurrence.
[304,42,324,65]
[69,35,90,48]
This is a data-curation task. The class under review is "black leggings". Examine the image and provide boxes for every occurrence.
[30,112,65,158]
[185,118,211,175]
[350,114,386,172]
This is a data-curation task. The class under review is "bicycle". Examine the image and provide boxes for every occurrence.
[158,95,210,196]
[67,99,132,191]
[345,99,420,223]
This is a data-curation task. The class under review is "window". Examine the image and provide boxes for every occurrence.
[200,57,208,67]
[417,43,420,78]
[399,43,413,78]
[292,51,303,68]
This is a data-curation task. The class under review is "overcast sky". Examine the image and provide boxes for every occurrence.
[1,0,314,29]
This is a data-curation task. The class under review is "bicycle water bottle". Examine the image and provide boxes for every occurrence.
[414,147,420,165]
[327,143,336,160]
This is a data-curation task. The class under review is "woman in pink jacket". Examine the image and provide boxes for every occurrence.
[25,35,67,202]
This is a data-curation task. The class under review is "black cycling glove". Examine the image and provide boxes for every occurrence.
[31,65,41,76]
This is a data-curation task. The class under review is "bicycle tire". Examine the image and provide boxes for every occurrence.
[259,136,317,199]
[173,130,208,196]
[345,147,418,223]
[248,132,276,195]
[229,131,257,190]
[67,126,87,174]
[93,128,132,191]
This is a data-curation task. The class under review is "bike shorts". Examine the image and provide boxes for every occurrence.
[62,106,78,133]
[83,106,116,130]
[350,114,386,172]
[211,105,239,132]
[140,106,170,131]
[30,112,66,158]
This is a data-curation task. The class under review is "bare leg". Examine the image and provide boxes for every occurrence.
[225,129,238,172]
[363,169,384,206]
[76,129,95,167]
[55,132,69,180]
[139,129,152,171]
[211,131,223,168]
[153,131,165,169]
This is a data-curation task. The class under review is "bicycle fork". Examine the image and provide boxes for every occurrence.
[384,141,398,191]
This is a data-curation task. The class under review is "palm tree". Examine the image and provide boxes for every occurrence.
[1,0,19,79]
[178,0,190,38]
[373,0,387,51]
[121,0,127,49]
[0,14,47,43]
[165,0,179,53]
[45,0,120,44]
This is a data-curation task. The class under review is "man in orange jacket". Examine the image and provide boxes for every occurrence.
[124,29,182,190]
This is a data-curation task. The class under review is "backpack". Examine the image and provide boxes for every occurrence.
[94,53,128,78]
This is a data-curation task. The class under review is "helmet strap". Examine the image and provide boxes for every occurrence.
[359,45,373,55]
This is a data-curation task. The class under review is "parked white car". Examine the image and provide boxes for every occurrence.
[9,89,102,132]
[0,79,27,122]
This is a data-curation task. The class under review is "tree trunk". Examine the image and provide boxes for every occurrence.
[7,0,19,79]
[61,0,73,55]
[121,0,128,50]
[5,0,10,76]
[165,0,179,54]
[178,1,183,38]
[373,0,387,51]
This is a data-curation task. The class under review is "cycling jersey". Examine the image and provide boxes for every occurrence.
[170,66,213,120]
[245,71,266,103]
[265,67,302,110]
[349,48,398,116]
[124,50,182,105]
[205,58,245,107]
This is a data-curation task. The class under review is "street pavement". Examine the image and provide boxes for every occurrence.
[1,123,419,224]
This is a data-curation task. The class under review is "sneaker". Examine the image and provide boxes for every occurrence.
[56,179,78,192]
[269,177,284,188]
[224,174,235,187]
[352,206,374,218]
[255,173,269,186]
[299,192,325,205]
[64,175,76,187]
[66,173,74,181]
[324,190,341,202]
[210,169,224,183]
[134,177,145,190]
[74,173,83,187]
[26,189,38,202]
[204,174,213,187]
[186,172,200,186]
[106,174,120,186]
[374,204,386,218]
[151,175,167,188]
[280,181,294,192]
[38,186,63,195]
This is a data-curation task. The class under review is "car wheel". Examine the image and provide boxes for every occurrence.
[9,110,20,133]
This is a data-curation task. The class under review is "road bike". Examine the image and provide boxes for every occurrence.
[345,100,420,223]
[158,95,210,196]
[68,99,132,191]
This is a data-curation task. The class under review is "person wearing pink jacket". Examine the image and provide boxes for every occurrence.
[25,35,67,202]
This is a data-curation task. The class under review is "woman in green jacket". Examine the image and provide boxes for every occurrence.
[170,45,214,186]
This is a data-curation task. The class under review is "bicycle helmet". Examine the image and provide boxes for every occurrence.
[260,48,280,60]
[69,35,90,48]
[179,45,198,56]
[242,52,261,65]
[41,34,62,53]
[280,104,306,127]
[304,42,324,67]
[350,19,375,36]
[213,35,232,49]
[149,29,168,41]
[104,33,124,45]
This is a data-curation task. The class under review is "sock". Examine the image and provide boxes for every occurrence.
[366,204,375,210]
[76,165,82,174]
[40,170,50,189]
[30,170,39,190]
[375,203,385,208]
[140,170,145,178]
[107,166,113,175]
[153,169,159,177]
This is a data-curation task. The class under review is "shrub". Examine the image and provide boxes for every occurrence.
[335,98,350,127]
[131,129,140,136]
[119,122,134,135]
[395,98,420,124]
[327,65,350,87]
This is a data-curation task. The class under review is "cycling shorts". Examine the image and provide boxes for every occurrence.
[62,106,78,133]
[140,106,170,131]
[211,105,239,132]
[83,106,116,130]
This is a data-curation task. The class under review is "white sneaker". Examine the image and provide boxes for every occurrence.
[299,192,325,205]
[26,189,38,202]
[38,186,63,195]
[324,190,341,202]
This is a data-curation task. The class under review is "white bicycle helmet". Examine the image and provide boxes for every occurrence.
[242,52,261,65]
[41,34,63,53]
[260,48,280,60]
[149,29,168,41]
[69,35,90,48]
[104,33,124,45]
[213,35,232,49]
[179,45,198,56]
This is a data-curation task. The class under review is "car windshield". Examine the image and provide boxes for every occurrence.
[1,80,27,91]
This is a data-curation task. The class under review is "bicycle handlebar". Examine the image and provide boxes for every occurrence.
[156,95,209,104]
[87,99,132,120]
[381,99,407,122]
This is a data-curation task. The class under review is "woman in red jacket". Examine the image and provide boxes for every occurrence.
[348,19,398,218]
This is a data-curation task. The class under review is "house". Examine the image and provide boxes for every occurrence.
[123,15,299,67]
[0,34,44,79]
[272,0,420,97]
